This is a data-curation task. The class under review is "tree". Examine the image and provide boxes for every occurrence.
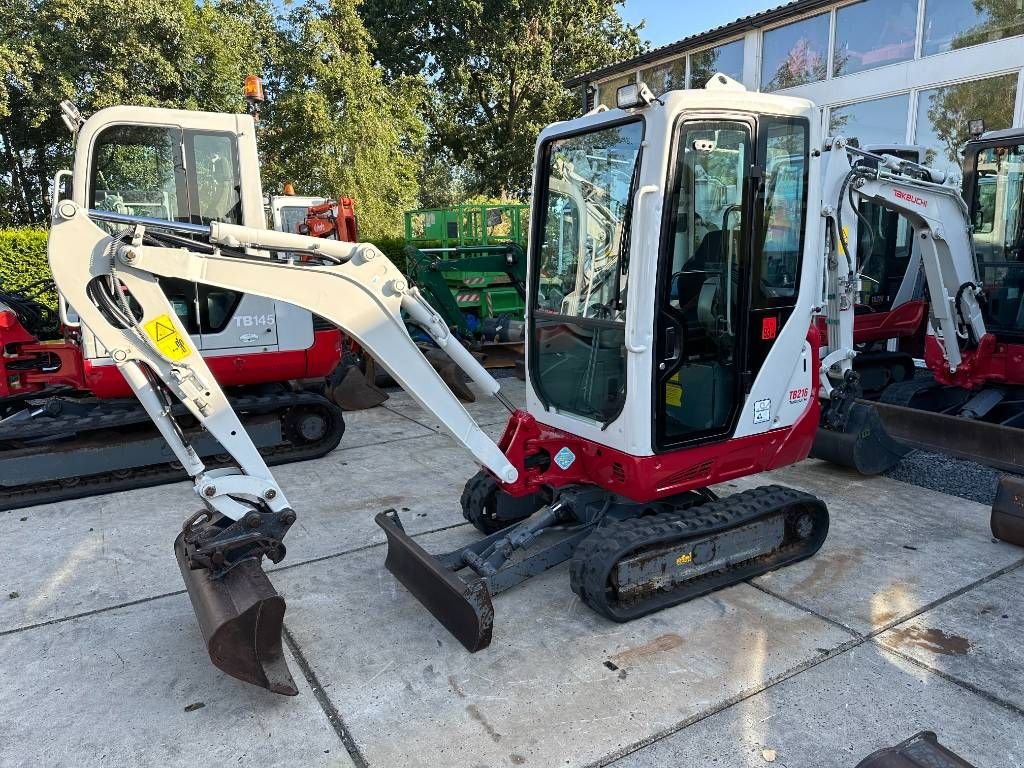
[0,0,276,225]
[926,74,1018,167]
[260,0,426,237]
[949,0,1024,50]
[361,0,646,200]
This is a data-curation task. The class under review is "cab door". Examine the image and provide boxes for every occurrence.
[653,118,753,448]
[653,114,810,450]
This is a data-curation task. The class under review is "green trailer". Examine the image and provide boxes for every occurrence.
[404,203,530,325]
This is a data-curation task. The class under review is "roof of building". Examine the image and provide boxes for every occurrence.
[565,0,834,87]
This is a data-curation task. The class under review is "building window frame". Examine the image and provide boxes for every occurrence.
[826,91,915,144]
[758,8,833,91]
[685,34,748,88]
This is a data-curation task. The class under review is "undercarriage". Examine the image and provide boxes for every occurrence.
[378,474,829,651]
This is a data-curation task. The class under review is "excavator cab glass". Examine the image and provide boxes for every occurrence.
[529,118,644,423]
[965,139,1024,340]
[88,124,247,338]
[655,115,809,448]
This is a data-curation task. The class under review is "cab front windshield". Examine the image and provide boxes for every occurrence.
[531,119,643,423]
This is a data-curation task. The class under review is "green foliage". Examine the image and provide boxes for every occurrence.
[361,0,646,200]
[1,0,277,225]
[0,0,644,236]
[0,227,50,292]
[260,0,425,238]
[925,74,1018,166]
[0,0,423,239]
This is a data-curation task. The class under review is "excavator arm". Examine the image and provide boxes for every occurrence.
[47,200,519,694]
[813,139,989,473]
[819,138,987,391]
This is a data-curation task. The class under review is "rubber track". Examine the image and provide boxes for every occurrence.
[0,391,344,510]
[878,376,940,407]
[460,470,501,533]
[0,391,323,443]
[569,485,828,622]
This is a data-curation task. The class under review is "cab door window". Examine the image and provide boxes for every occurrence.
[184,131,243,225]
[748,117,809,376]
[89,125,187,221]
[970,142,1024,339]
[655,120,751,447]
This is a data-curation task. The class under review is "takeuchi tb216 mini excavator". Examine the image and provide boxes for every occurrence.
[46,75,990,695]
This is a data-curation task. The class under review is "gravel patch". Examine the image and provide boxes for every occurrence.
[885,449,1010,505]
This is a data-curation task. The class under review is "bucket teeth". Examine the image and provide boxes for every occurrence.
[174,532,298,695]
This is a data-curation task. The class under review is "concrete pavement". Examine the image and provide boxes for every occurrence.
[2,379,1022,767]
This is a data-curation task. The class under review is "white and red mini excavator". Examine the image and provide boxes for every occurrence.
[45,75,992,695]
[0,104,375,509]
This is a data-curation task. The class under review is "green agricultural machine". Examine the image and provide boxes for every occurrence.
[404,203,529,335]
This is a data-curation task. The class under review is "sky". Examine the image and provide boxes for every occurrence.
[620,0,773,48]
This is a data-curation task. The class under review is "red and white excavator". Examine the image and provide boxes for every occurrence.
[0,104,392,509]
[810,130,1024,516]
[44,75,999,696]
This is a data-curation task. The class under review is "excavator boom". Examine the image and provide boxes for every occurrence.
[48,201,519,692]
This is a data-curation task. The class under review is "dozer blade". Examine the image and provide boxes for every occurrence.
[327,356,389,411]
[376,510,493,652]
[810,401,910,476]
[174,532,298,696]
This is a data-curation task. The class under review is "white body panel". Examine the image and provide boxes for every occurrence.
[67,106,316,363]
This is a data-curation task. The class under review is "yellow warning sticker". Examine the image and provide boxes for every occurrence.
[143,313,191,361]
[665,372,682,407]
[676,552,693,566]
[840,225,850,255]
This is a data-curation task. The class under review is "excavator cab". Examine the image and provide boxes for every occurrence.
[963,132,1024,342]
[380,77,830,652]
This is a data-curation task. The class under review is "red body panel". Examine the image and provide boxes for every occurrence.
[852,300,927,344]
[813,300,928,347]
[1,304,342,400]
[926,333,1024,390]
[86,329,343,398]
[497,327,822,502]
[1,310,86,398]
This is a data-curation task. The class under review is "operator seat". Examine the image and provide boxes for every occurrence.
[674,229,725,351]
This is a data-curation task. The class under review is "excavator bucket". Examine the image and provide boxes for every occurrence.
[992,474,1024,547]
[420,346,476,403]
[376,510,493,652]
[174,532,298,695]
[810,401,910,476]
[326,354,390,411]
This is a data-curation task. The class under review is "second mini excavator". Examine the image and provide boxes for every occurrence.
[45,76,989,695]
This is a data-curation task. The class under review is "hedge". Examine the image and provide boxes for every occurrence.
[0,228,50,293]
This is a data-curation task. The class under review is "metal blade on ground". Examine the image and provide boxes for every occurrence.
[376,509,493,652]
